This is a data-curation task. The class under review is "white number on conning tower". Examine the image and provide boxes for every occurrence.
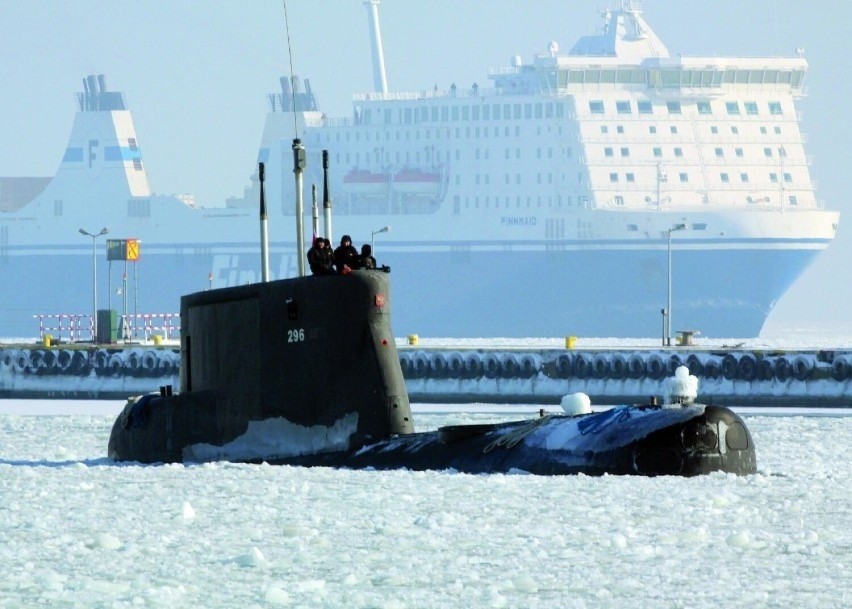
[287,328,305,343]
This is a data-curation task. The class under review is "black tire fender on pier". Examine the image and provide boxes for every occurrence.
[573,353,591,379]
[107,353,124,376]
[628,354,645,379]
[685,354,704,377]
[464,353,482,379]
[591,354,609,379]
[792,356,813,382]
[483,353,501,379]
[721,354,739,381]
[555,353,573,379]
[831,356,850,382]
[447,352,465,379]
[775,357,792,382]
[757,358,774,381]
[646,354,666,380]
[500,353,519,378]
[737,354,758,382]
[412,352,430,378]
[430,353,449,379]
[519,353,540,378]
[609,354,627,379]
[702,357,720,380]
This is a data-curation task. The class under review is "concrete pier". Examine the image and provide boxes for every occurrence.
[1,341,850,407]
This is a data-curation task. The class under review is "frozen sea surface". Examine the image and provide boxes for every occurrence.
[0,402,850,608]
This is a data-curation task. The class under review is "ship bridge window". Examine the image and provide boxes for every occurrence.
[674,147,683,157]
[626,173,635,182]
[697,101,712,115]
[525,104,532,119]
[491,104,499,119]
[638,101,653,114]
[789,195,798,205]
[720,173,730,183]
[760,126,768,134]
[462,106,470,121]
[745,102,759,115]
[616,125,624,134]
[589,101,605,114]
[604,147,614,157]
[620,147,629,157]
[715,148,724,157]
[653,147,662,158]
[764,148,773,157]
[740,173,750,183]
[725,102,740,115]
[128,138,138,151]
[666,101,682,115]
[670,126,678,134]
[649,126,657,134]
[614,196,624,206]
[731,126,739,134]
[514,104,522,119]
[556,104,565,119]
[54,200,62,216]
[482,105,490,120]
[710,126,719,134]
[778,146,787,157]
[769,102,783,115]
[735,147,744,157]
[384,109,392,124]
[546,103,553,118]
[679,173,689,183]
[535,104,543,119]
[784,173,793,183]
[692,223,707,230]
[770,173,779,183]
[775,126,782,134]
[452,107,459,121]
[431,107,439,122]
[601,126,608,134]
[627,224,638,231]
[609,173,619,182]
[616,101,632,115]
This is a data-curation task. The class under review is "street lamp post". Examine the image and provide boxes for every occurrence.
[79,227,108,342]
[371,225,390,251]
[665,223,687,347]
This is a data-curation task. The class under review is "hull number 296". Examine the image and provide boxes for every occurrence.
[287,328,305,343]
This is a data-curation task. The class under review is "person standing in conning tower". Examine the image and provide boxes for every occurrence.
[307,237,335,275]
[333,235,358,274]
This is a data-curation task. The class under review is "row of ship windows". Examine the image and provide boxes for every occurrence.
[603,146,788,159]
[599,124,784,136]
[313,121,785,146]
[590,100,785,116]
[361,102,570,126]
[450,193,801,215]
[358,98,787,127]
[607,172,795,184]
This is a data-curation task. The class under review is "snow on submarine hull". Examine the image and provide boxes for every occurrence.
[108,271,756,476]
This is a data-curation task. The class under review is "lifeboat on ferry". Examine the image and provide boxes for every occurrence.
[392,168,441,197]
[341,169,390,197]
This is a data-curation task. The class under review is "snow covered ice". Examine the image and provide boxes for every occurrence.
[0,402,849,608]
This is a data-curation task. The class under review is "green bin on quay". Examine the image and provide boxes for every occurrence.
[96,309,118,344]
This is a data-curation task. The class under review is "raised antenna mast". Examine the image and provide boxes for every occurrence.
[282,0,299,137]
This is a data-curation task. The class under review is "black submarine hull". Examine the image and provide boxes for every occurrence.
[274,404,755,476]
[108,271,756,476]
[110,395,756,476]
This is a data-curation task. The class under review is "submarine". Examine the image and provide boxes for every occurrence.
[106,266,756,476]
[108,150,756,476]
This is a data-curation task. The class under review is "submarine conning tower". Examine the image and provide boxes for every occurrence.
[109,271,414,463]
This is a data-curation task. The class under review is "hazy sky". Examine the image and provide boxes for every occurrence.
[1,1,850,328]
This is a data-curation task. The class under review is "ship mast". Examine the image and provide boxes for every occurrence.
[364,0,389,94]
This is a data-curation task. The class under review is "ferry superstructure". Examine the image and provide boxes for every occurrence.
[0,2,838,339]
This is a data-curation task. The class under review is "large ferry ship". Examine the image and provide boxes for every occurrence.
[0,1,838,339]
